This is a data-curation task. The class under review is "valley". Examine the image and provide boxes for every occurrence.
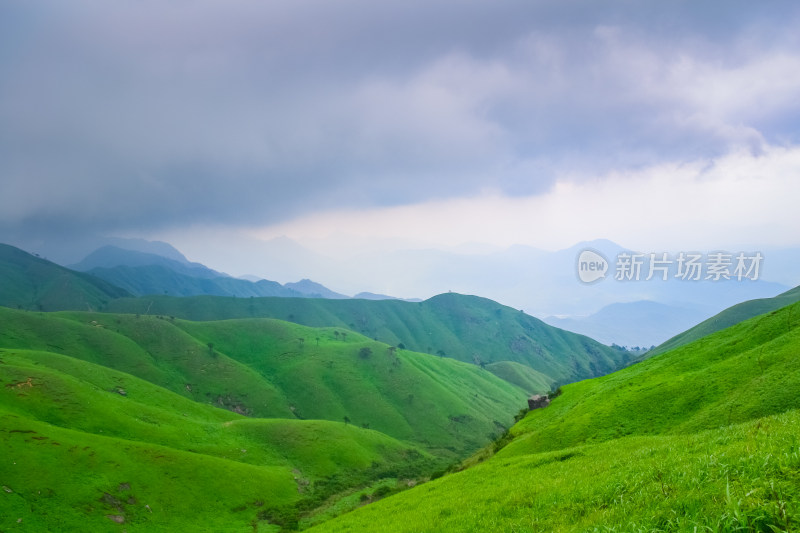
[1,242,799,531]
[5,5,800,531]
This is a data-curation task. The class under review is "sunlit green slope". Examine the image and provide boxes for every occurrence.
[0,307,526,457]
[307,300,800,532]
[506,300,800,455]
[0,347,439,531]
[107,292,630,387]
[650,283,800,356]
[1,243,630,392]
[310,412,800,532]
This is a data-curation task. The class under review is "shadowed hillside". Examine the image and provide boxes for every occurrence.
[0,243,129,312]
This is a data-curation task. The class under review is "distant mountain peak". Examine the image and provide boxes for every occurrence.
[353,292,398,301]
[284,279,349,299]
[103,237,190,264]
[70,245,226,279]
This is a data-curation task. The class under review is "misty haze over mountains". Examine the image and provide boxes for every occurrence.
[31,236,792,348]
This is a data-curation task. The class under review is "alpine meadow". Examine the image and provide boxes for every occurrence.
[3,2,800,532]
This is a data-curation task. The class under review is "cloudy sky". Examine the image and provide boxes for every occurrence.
[2,1,800,281]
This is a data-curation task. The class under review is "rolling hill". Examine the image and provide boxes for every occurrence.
[0,307,526,457]
[0,347,435,531]
[106,292,632,388]
[2,241,634,393]
[0,243,130,312]
[0,305,532,530]
[650,283,800,356]
[71,245,316,298]
[306,298,800,532]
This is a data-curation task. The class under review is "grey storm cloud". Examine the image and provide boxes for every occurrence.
[2,0,800,239]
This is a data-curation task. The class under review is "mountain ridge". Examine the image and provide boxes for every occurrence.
[105,292,633,388]
[649,283,800,356]
[0,242,130,312]
[306,290,800,532]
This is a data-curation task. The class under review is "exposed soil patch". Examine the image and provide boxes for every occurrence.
[5,377,34,389]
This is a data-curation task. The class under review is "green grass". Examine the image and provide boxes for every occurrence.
[0,308,527,457]
[305,300,800,532]
[0,243,128,312]
[0,347,442,530]
[308,410,800,532]
[484,360,554,394]
[105,292,631,387]
[0,407,299,532]
[505,300,800,455]
[0,305,533,530]
[0,348,429,473]
[650,284,800,356]
[172,317,528,456]
[0,308,294,419]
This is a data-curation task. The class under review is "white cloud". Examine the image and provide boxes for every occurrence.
[249,144,800,255]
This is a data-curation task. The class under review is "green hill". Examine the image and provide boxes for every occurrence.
[484,361,552,393]
[86,264,308,298]
[72,245,346,298]
[0,349,434,531]
[106,292,631,388]
[0,348,424,473]
[71,245,225,278]
[504,299,800,455]
[1,242,630,393]
[0,305,532,530]
[306,299,800,532]
[0,243,129,312]
[0,409,301,532]
[0,307,526,458]
[650,283,800,356]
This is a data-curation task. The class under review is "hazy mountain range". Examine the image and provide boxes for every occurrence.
[543,300,711,348]
[57,238,793,347]
[68,245,388,301]
[4,236,792,347]
[3,238,800,530]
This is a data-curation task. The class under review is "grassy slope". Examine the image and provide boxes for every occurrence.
[307,300,800,532]
[650,283,800,356]
[0,348,440,531]
[0,308,526,458]
[1,244,630,392]
[0,243,129,312]
[0,307,294,419]
[0,349,424,475]
[503,300,800,455]
[0,409,298,532]
[106,292,630,388]
[484,361,553,393]
[174,318,527,456]
[310,411,800,532]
